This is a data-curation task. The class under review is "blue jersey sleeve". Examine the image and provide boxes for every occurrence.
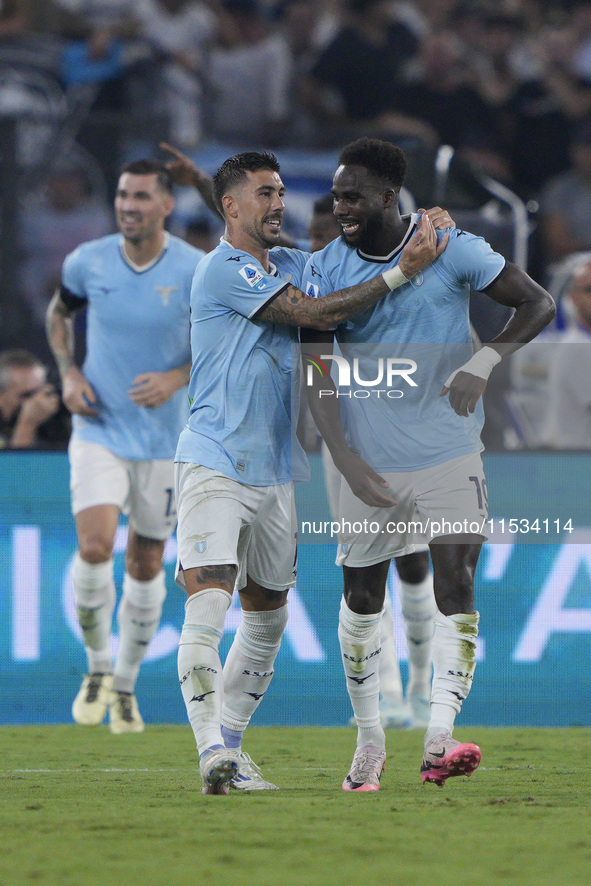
[435,229,506,292]
[202,249,290,319]
[62,244,88,297]
[271,246,310,290]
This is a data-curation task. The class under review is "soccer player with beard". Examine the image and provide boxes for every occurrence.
[173,149,448,794]
[308,194,437,733]
[46,160,205,734]
[302,138,555,790]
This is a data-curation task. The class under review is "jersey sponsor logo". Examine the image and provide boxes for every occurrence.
[239,264,264,288]
[155,285,178,306]
[305,282,319,298]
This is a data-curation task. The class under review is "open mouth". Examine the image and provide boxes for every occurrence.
[341,221,360,236]
[264,217,282,232]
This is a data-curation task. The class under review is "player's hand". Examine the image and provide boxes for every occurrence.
[419,206,456,230]
[62,367,99,417]
[439,371,487,417]
[159,141,206,188]
[337,452,396,508]
[399,213,449,279]
[19,384,60,427]
[129,371,179,408]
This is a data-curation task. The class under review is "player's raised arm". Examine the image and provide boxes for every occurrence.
[258,214,448,329]
[160,142,219,218]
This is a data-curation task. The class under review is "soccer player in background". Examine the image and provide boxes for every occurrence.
[46,160,205,734]
[173,149,448,794]
[303,138,555,790]
[308,194,436,731]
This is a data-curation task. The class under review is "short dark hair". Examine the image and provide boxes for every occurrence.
[0,349,44,391]
[312,193,335,216]
[213,151,281,215]
[338,138,407,190]
[119,159,174,195]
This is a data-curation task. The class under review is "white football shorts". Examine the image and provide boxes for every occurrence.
[174,462,297,592]
[336,451,488,567]
[69,438,176,540]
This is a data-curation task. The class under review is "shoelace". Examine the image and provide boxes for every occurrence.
[115,693,134,722]
[236,752,263,779]
[85,675,103,703]
[350,750,383,781]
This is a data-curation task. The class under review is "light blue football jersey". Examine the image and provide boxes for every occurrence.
[176,240,311,485]
[302,217,506,471]
[62,233,204,460]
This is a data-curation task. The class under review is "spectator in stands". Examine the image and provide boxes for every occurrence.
[134,0,216,150]
[538,120,591,270]
[301,0,422,147]
[389,31,506,176]
[19,162,113,327]
[545,257,591,449]
[205,0,292,146]
[0,348,69,449]
[505,21,591,196]
[0,0,31,39]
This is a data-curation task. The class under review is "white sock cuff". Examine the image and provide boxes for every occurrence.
[240,605,288,645]
[72,553,114,590]
[122,570,166,608]
[180,588,231,648]
[339,597,382,637]
[435,610,479,637]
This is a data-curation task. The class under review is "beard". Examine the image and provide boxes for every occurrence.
[340,213,386,252]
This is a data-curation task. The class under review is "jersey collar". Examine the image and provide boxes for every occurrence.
[119,231,170,272]
[356,213,419,264]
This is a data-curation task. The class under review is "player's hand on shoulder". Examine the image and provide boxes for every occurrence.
[129,371,180,408]
[419,206,456,230]
[336,451,396,509]
[439,371,487,417]
[399,213,449,279]
[62,367,98,417]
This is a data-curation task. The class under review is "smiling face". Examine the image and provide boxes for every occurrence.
[224,168,286,250]
[114,172,173,246]
[331,164,395,251]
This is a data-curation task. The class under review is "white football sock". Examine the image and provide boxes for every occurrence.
[113,570,167,693]
[427,610,479,739]
[72,553,115,674]
[378,594,404,705]
[178,588,231,754]
[399,573,436,698]
[338,597,385,750]
[222,605,288,736]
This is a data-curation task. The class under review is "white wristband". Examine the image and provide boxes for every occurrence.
[382,265,408,291]
[444,346,502,388]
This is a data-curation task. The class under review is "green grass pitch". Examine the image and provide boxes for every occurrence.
[1,726,590,886]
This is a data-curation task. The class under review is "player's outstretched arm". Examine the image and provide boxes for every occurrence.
[159,142,219,218]
[46,290,98,417]
[258,214,449,329]
[440,263,556,416]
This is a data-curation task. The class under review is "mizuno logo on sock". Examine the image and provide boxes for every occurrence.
[190,691,215,703]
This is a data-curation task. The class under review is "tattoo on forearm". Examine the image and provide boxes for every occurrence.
[258,278,388,330]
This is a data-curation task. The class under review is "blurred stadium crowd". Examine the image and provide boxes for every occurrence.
[1,0,591,451]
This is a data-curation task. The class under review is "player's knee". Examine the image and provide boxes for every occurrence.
[395,551,429,584]
[77,539,114,565]
[343,584,383,615]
